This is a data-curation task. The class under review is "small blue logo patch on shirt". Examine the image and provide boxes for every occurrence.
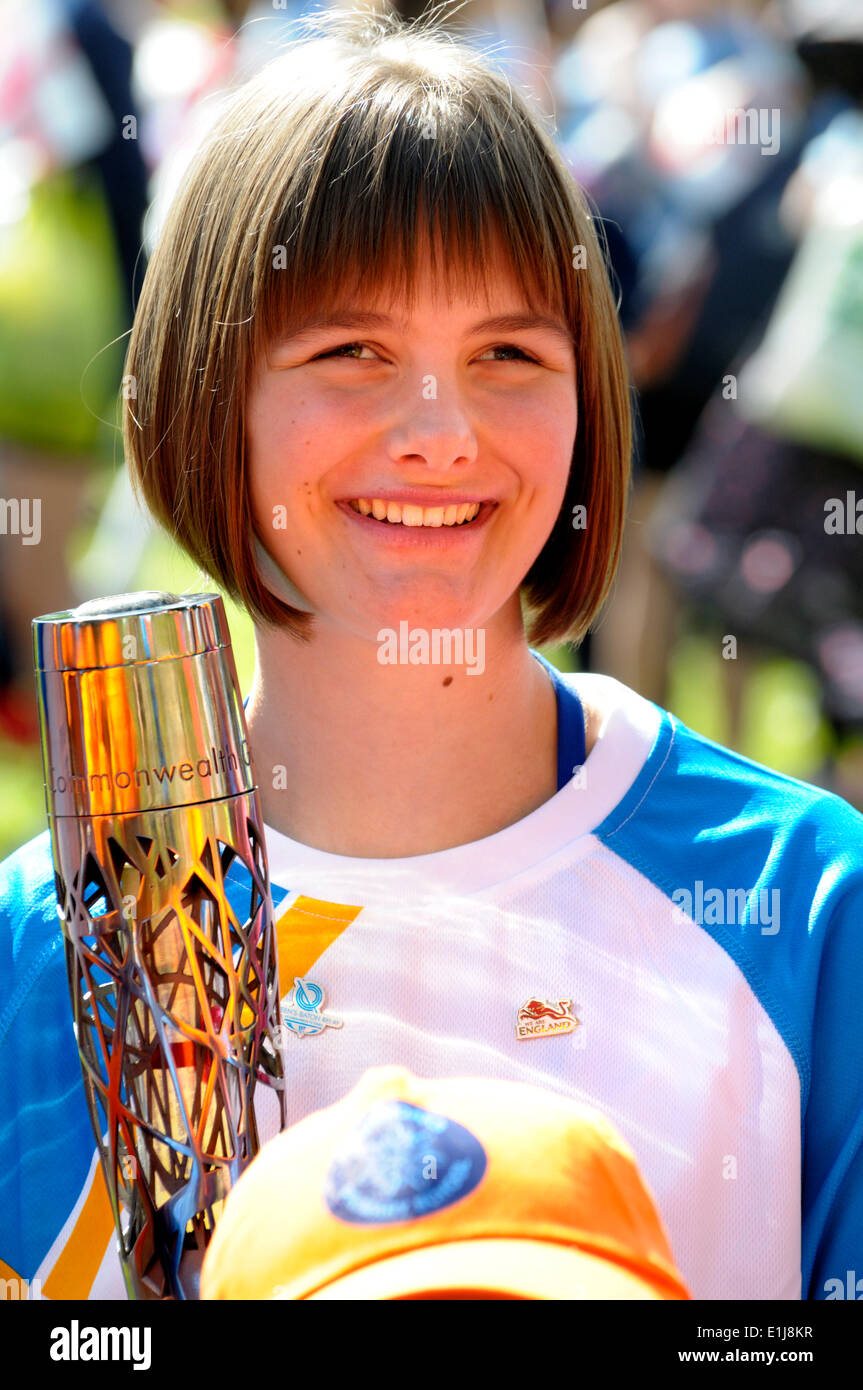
[325,1100,487,1224]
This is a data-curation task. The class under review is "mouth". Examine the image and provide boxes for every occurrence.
[346,498,485,527]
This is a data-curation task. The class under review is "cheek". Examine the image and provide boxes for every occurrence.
[508,403,577,498]
[246,389,312,504]
[249,383,365,482]
[487,379,576,447]
[247,394,294,531]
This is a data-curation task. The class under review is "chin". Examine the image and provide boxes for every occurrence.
[353,586,483,629]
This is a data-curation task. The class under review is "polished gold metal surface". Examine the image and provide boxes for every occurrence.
[34,592,254,817]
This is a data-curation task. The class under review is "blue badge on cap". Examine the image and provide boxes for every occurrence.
[325,1100,487,1224]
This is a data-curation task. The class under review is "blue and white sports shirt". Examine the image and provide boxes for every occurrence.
[1,663,861,1299]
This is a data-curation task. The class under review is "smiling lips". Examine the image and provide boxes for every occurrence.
[348,498,483,527]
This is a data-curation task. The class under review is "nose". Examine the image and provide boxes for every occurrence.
[383,374,478,474]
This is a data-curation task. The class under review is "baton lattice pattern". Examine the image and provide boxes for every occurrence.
[53,800,285,1299]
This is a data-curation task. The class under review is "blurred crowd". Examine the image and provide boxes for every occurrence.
[2,0,863,805]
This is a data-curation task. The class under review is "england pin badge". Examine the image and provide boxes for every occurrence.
[516,995,579,1041]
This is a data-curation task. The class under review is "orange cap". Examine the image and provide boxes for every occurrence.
[201,1066,691,1301]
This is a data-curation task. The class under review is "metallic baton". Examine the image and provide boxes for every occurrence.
[33,590,285,1299]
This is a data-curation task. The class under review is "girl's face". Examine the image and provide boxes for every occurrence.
[246,240,578,641]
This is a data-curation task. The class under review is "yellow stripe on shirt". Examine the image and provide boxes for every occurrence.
[275,894,363,987]
[42,1163,116,1300]
[0,1255,29,1297]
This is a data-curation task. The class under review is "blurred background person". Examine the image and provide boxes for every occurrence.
[0,0,247,853]
[0,0,149,745]
[642,0,863,805]
[550,0,810,692]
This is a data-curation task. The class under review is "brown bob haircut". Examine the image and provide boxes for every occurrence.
[123,3,632,648]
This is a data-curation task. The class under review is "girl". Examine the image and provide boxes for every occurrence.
[1,7,861,1301]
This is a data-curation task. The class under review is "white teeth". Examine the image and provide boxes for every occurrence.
[349,499,482,527]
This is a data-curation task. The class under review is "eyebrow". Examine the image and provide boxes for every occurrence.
[272,309,574,349]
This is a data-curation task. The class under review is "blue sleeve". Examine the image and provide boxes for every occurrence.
[595,711,863,1300]
[802,878,863,1299]
[0,831,99,1278]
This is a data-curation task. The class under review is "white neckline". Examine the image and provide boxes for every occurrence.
[261,674,664,897]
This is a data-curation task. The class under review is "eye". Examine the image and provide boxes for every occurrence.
[476,344,539,363]
[313,341,540,363]
[314,342,380,361]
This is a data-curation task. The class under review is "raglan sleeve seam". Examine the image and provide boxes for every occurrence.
[802,871,863,1299]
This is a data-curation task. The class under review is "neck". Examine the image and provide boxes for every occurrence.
[245,603,561,858]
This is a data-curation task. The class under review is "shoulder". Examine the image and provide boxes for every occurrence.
[0,829,64,1028]
[589,686,863,1079]
[587,680,863,894]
